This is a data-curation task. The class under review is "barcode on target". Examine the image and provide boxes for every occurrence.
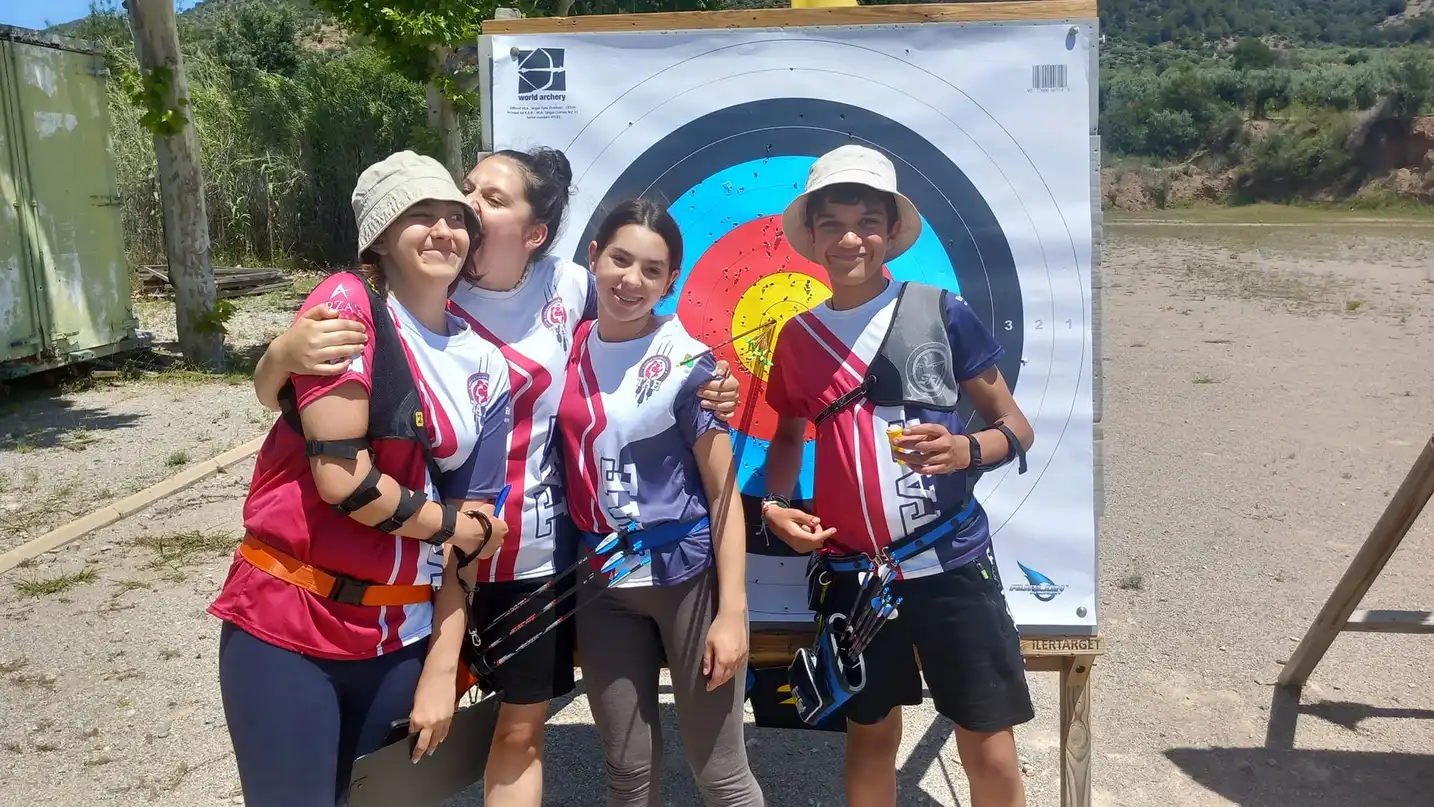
[1030,63,1068,91]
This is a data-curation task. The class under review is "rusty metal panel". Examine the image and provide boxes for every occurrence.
[0,37,42,365]
[9,33,136,363]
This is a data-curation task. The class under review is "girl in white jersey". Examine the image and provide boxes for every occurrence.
[558,199,763,805]
[251,147,740,807]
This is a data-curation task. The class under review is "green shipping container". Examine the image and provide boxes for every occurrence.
[0,25,145,381]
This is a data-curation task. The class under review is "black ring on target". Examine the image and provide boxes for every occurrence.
[573,98,1025,556]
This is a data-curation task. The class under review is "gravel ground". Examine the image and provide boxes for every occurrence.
[0,215,1432,806]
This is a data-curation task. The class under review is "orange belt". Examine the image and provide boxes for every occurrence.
[240,535,434,607]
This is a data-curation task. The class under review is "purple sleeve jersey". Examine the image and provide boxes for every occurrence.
[557,316,730,588]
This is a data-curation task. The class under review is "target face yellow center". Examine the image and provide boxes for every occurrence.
[732,272,832,381]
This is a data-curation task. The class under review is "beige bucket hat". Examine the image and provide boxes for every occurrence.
[780,144,922,263]
[352,150,480,259]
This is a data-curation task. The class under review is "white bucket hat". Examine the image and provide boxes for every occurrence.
[780,145,922,263]
[352,150,480,260]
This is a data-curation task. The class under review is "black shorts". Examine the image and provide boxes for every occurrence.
[817,546,1035,732]
[467,574,576,705]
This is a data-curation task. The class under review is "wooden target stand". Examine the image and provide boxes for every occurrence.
[485,3,1105,805]
[1270,434,1434,743]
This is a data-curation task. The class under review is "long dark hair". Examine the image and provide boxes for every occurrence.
[490,146,574,260]
[592,198,684,278]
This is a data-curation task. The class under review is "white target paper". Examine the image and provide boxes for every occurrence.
[485,20,1099,634]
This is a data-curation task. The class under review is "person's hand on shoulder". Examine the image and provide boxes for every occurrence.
[282,303,369,376]
[697,360,741,422]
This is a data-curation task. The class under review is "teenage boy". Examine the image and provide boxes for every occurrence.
[760,145,1037,807]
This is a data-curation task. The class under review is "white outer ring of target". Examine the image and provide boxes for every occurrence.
[503,33,1094,621]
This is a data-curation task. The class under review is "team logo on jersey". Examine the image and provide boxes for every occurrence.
[467,371,491,414]
[542,298,569,350]
[906,342,951,397]
[635,354,672,404]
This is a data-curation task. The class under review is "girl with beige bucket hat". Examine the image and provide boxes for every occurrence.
[209,150,516,807]
[247,146,742,806]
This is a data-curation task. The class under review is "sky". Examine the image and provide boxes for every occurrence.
[0,0,200,32]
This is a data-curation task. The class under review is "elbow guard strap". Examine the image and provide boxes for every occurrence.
[306,438,371,460]
[423,503,459,547]
[334,464,384,513]
[374,487,429,533]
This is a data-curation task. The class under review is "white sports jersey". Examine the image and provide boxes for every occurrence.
[558,316,726,589]
[384,293,513,638]
[448,254,596,582]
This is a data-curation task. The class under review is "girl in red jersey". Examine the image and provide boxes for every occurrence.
[209,151,513,807]
[248,148,740,807]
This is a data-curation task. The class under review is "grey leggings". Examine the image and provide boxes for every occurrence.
[576,566,765,807]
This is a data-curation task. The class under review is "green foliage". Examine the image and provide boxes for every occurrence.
[1099,0,1431,47]
[212,0,304,77]
[1231,37,1276,71]
[131,66,190,136]
[77,2,455,271]
[309,0,487,82]
[1231,113,1362,201]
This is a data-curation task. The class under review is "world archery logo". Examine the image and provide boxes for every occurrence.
[906,341,951,397]
[634,354,672,405]
[1010,562,1067,602]
[542,298,569,350]
[516,48,565,100]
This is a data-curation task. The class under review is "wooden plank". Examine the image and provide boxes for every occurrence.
[1279,434,1434,688]
[1060,655,1094,807]
[484,1,1097,34]
[1344,609,1434,634]
[0,434,268,575]
[747,628,1103,667]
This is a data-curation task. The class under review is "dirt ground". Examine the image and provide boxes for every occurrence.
[0,210,1431,807]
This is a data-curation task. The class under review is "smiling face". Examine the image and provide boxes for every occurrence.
[805,185,901,289]
[589,223,677,330]
[462,155,545,280]
[368,198,472,286]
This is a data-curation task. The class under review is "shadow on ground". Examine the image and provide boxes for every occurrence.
[0,344,267,454]
[1167,688,1434,807]
[439,685,965,807]
[1164,747,1433,807]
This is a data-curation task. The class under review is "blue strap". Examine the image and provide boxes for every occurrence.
[581,516,710,555]
[821,498,979,573]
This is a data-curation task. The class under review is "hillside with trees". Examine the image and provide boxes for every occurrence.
[51,0,1434,278]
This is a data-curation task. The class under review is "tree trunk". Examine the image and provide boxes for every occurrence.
[425,80,465,180]
[556,0,576,16]
[124,0,223,370]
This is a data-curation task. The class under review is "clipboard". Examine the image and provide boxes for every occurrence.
[348,689,504,807]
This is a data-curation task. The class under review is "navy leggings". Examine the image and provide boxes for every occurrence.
[218,622,426,807]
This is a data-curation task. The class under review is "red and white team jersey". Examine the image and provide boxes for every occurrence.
[209,271,511,660]
[448,254,596,582]
[766,280,1005,580]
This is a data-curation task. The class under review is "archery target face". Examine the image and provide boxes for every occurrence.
[497,23,1096,628]
[572,99,1027,530]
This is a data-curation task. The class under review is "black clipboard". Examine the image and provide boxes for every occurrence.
[348,689,504,807]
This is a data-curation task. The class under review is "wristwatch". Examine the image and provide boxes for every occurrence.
[964,433,982,471]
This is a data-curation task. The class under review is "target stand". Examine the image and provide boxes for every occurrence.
[482,4,1104,805]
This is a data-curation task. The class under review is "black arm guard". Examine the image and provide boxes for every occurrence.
[334,464,384,513]
[972,422,1028,474]
[374,486,429,533]
[305,438,371,460]
[423,503,459,546]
